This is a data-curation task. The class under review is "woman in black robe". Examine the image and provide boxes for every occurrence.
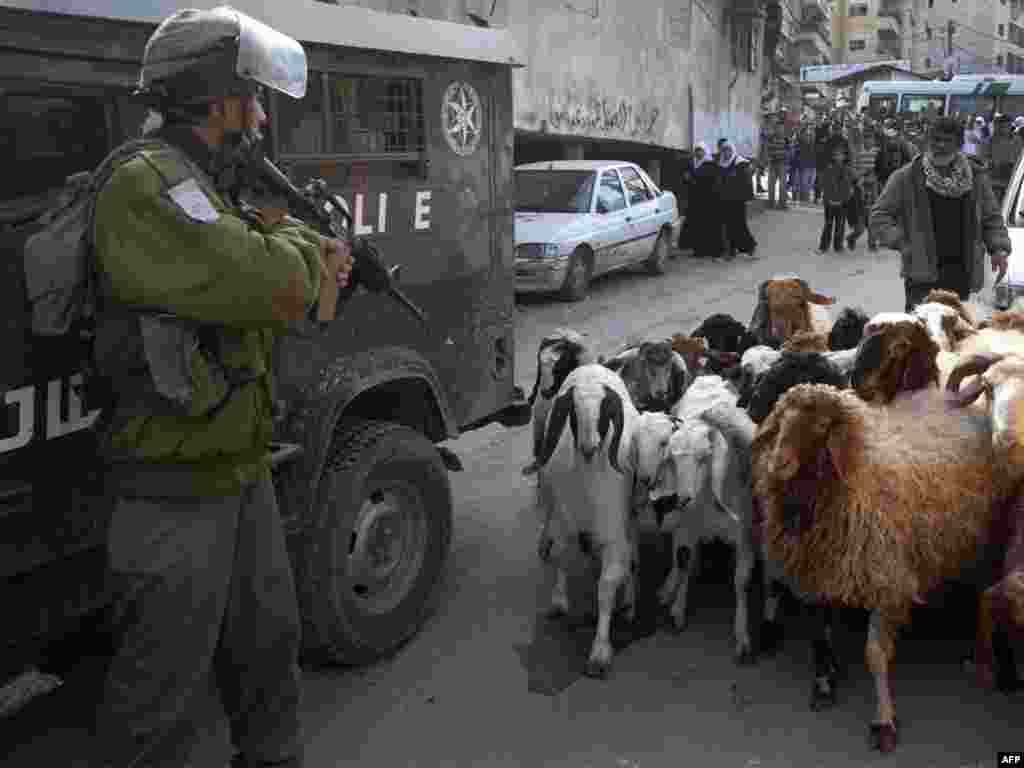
[677,142,722,258]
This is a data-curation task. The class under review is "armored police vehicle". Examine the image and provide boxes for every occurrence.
[0,0,529,687]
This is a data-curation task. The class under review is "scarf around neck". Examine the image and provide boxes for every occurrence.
[921,152,973,198]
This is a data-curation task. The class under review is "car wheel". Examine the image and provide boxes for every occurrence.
[560,247,591,302]
[297,420,452,666]
[646,230,669,275]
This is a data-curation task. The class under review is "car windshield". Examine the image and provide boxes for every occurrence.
[514,170,596,213]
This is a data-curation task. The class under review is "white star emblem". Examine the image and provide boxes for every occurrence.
[442,82,481,155]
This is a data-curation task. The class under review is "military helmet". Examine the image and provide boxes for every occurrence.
[137,6,307,106]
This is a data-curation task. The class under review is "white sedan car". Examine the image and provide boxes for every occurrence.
[994,148,1024,310]
[514,160,681,301]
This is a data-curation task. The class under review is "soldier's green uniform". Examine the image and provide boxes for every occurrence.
[89,8,323,767]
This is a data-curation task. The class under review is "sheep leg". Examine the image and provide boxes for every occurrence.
[865,609,899,753]
[733,536,756,665]
[760,578,787,655]
[585,549,628,679]
[975,584,998,691]
[547,563,570,618]
[668,537,697,633]
[535,472,556,562]
[810,605,839,711]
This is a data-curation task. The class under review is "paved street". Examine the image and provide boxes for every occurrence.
[4,202,1021,768]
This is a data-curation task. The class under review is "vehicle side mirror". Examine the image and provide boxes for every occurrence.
[596,201,609,214]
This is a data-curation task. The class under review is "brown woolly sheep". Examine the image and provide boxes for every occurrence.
[923,287,976,328]
[753,383,1007,753]
[979,310,1024,333]
[780,330,829,354]
[748,276,836,347]
[850,314,940,404]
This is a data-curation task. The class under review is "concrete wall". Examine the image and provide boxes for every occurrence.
[507,0,764,158]
[329,0,765,158]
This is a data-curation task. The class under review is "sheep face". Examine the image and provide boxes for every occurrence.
[763,278,835,342]
[530,331,589,405]
[753,384,851,533]
[947,353,1024,465]
[630,412,678,487]
[652,423,715,531]
[923,287,974,327]
[912,303,976,352]
[828,307,869,351]
[636,341,677,406]
[851,318,940,404]
[538,378,626,469]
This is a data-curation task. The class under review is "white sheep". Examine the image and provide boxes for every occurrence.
[534,363,675,678]
[641,375,763,662]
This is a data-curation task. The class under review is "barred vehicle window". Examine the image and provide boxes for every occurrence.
[330,74,424,155]
[0,86,109,224]
[620,167,653,206]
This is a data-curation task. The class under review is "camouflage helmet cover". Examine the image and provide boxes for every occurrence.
[138,6,307,105]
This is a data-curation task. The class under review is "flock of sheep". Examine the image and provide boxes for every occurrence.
[522,275,1024,755]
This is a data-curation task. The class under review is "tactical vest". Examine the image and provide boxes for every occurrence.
[92,143,260,423]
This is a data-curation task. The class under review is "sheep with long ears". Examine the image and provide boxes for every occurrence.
[748,276,836,347]
[534,363,677,678]
[752,383,1014,753]
[643,375,763,663]
[602,340,691,413]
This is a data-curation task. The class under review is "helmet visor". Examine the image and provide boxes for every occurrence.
[232,7,307,99]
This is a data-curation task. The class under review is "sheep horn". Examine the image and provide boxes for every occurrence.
[945,353,1004,406]
[537,386,574,468]
[599,384,626,474]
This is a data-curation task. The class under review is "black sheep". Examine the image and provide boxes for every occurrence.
[740,351,847,424]
[691,313,762,372]
[828,306,870,351]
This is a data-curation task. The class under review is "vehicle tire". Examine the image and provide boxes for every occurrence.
[298,420,453,666]
[646,230,669,275]
[559,247,591,302]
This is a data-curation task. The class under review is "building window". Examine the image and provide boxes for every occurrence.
[1011,23,1024,47]
[850,3,868,16]
[925,56,932,68]
[928,0,934,7]
[998,54,1005,66]
[849,39,867,52]
[926,25,932,40]
[1000,24,1006,36]
[732,18,757,73]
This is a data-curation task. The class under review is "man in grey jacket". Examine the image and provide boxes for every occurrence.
[870,116,1010,312]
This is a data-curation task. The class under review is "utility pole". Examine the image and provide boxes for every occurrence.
[947,19,955,58]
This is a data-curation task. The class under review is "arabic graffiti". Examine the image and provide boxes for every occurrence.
[547,95,661,139]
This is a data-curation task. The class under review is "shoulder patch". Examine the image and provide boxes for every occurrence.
[167,177,220,223]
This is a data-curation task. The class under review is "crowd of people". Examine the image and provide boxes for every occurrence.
[678,107,1024,272]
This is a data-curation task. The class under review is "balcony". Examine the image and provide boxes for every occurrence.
[876,14,902,38]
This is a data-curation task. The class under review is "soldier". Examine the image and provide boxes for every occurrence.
[89,7,352,767]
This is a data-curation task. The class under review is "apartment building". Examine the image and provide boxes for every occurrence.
[763,0,834,114]
[831,0,1024,75]
[316,0,768,175]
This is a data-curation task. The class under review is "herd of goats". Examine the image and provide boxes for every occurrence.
[518,275,1024,754]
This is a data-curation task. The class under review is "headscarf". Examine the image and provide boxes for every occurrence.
[718,140,746,168]
[692,141,711,170]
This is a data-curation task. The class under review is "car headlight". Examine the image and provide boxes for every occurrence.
[516,243,563,259]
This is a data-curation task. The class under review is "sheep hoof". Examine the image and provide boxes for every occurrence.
[537,537,553,562]
[809,675,837,711]
[759,620,784,656]
[584,657,611,680]
[734,645,757,666]
[869,720,899,753]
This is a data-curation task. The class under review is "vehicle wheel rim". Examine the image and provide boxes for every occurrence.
[346,484,428,614]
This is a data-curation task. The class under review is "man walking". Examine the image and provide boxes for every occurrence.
[764,114,789,210]
[871,116,1010,312]
[89,8,352,766]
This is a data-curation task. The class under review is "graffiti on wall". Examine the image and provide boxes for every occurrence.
[547,94,661,140]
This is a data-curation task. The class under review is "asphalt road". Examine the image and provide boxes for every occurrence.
[4,200,1021,768]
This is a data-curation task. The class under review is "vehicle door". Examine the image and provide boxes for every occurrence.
[618,165,660,262]
[592,169,630,273]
